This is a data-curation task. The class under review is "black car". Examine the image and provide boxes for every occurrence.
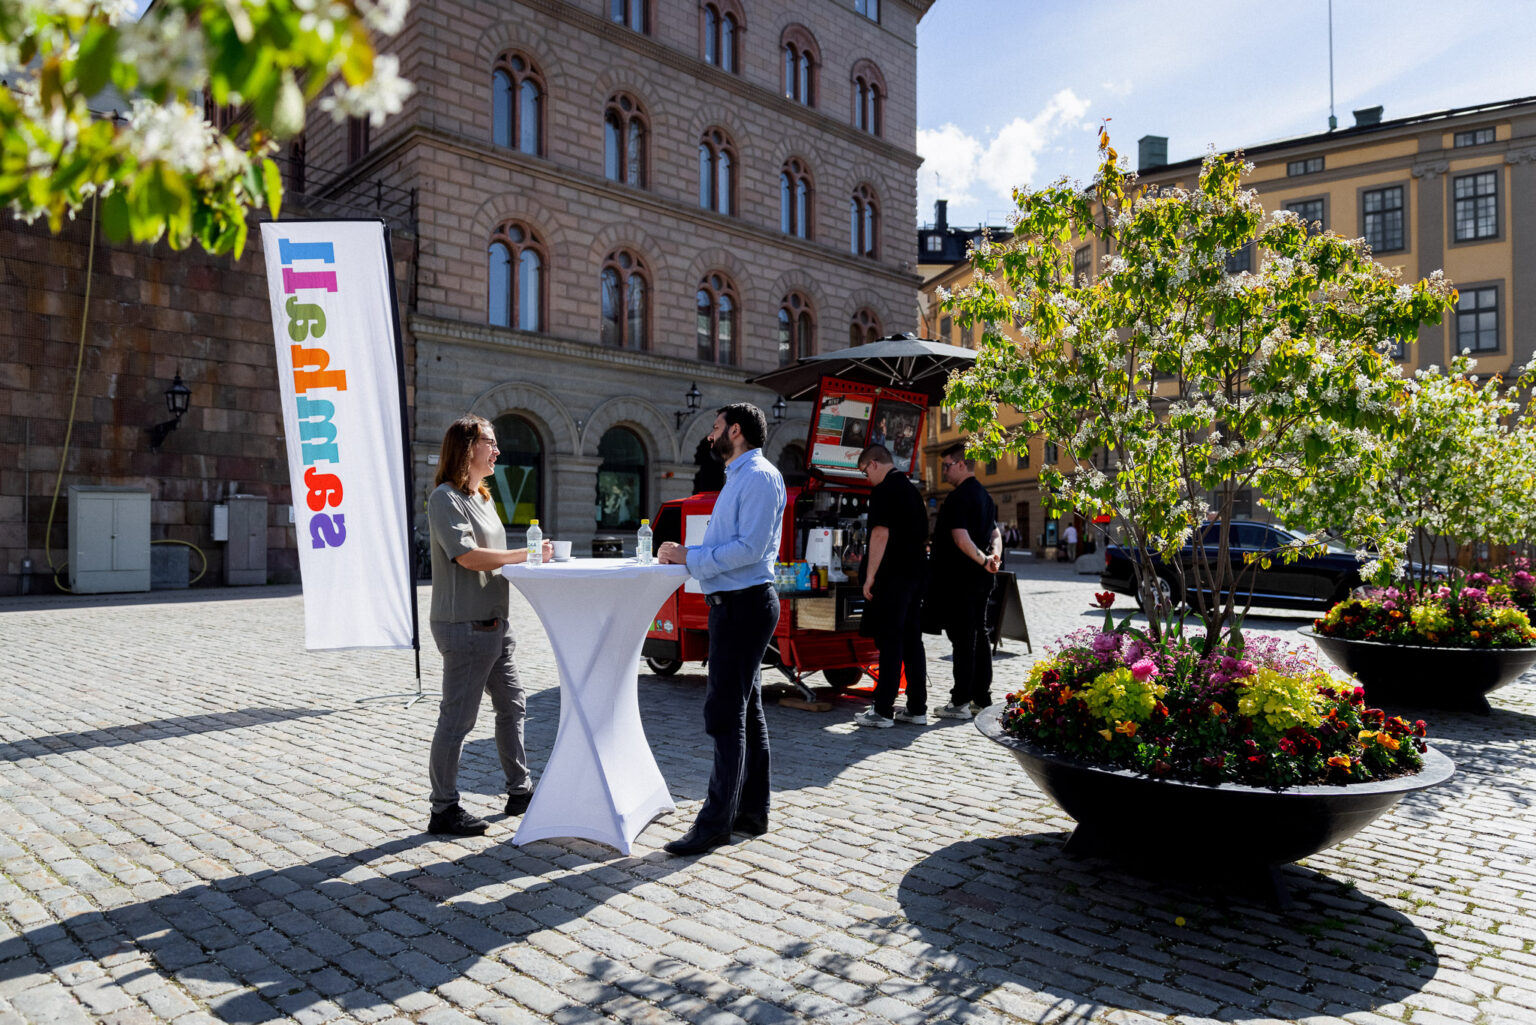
[1100,521,1363,612]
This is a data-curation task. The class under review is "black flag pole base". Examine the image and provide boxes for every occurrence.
[355,644,432,709]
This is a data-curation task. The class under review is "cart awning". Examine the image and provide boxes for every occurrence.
[748,334,976,405]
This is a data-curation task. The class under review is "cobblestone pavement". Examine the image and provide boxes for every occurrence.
[2,561,1534,1025]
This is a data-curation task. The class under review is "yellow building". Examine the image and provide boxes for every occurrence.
[917,94,1536,555]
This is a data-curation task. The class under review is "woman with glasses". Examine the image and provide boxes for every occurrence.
[424,414,552,837]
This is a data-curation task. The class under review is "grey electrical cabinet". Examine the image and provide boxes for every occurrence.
[68,486,151,593]
[224,494,268,585]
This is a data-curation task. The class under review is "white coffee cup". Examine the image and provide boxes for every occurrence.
[552,540,572,561]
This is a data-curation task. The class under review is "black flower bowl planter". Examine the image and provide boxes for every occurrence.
[1300,625,1536,715]
[975,705,1453,873]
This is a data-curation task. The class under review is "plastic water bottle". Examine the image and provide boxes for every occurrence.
[526,519,542,567]
[636,519,653,565]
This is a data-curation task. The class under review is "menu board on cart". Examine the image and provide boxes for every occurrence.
[808,376,928,477]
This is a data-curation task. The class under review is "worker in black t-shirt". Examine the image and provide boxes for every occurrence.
[930,442,1002,719]
[851,444,929,729]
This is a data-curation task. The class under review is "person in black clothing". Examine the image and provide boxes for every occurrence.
[930,442,1002,719]
[851,444,929,729]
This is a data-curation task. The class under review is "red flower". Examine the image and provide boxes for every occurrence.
[1093,591,1116,610]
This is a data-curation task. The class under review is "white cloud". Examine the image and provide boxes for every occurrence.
[917,88,1091,226]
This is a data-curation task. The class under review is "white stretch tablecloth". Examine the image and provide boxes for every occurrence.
[503,558,690,853]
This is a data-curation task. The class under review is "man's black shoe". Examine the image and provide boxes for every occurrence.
[732,814,768,837]
[427,804,488,837]
[505,791,533,816]
[662,825,732,856]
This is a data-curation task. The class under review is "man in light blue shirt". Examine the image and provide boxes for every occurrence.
[657,402,786,855]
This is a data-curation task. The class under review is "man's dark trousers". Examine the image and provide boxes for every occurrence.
[696,584,780,833]
[945,581,993,708]
[869,583,927,718]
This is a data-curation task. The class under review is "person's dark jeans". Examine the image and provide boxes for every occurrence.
[946,583,993,709]
[696,585,780,834]
[869,582,927,718]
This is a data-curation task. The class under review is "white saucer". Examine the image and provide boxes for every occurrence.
[552,556,573,562]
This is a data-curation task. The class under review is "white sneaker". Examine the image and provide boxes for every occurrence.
[932,702,975,719]
[853,708,894,729]
[893,708,929,725]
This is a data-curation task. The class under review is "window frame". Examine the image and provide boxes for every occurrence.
[1072,244,1092,284]
[1450,167,1502,246]
[1453,282,1501,355]
[1453,126,1495,148]
[780,25,820,107]
[854,0,879,22]
[602,92,648,189]
[610,0,650,34]
[487,221,547,333]
[777,292,815,365]
[779,157,814,239]
[849,183,879,258]
[850,60,886,137]
[1284,196,1327,236]
[1358,182,1408,254]
[700,0,743,73]
[599,249,650,350]
[492,51,545,156]
[695,272,739,365]
[697,127,736,215]
[849,308,881,347]
[1286,156,1324,177]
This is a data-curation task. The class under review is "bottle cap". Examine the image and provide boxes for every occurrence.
[641,518,650,525]
[530,519,538,525]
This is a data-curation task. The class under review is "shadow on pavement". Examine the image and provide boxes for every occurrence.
[1397,700,1536,814]
[887,834,1439,1021]
[0,831,694,1023]
[0,707,339,763]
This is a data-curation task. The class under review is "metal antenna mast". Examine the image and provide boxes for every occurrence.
[1328,0,1338,130]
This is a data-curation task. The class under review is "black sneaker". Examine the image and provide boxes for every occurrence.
[428,804,488,836]
[505,791,533,816]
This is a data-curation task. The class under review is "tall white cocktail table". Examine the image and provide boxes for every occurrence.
[502,558,690,853]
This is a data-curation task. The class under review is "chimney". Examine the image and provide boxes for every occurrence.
[1352,105,1383,128]
[1138,135,1168,171]
[934,199,948,232]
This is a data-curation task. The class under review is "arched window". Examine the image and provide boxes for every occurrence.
[599,249,648,349]
[487,221,545,332]
[597,427,646,531]
[850,60,886,136]
[780,25,819,106]
[777,292,814,365]
[492,51,544,155]
[610,0,649,34]
[701,0,742,72]
[850,184,879,257]
[780,158,812,239]
[603,93,647,188]
[490,414,542,527]
[695,273,738,365]
[850,308,881,347]
[697,128,735,214]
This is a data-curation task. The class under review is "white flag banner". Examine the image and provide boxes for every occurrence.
[260,220,413,650]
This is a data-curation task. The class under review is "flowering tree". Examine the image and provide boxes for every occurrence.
[943,129,1456,651]
[1,0,412,255]
[1270,355,1536,591]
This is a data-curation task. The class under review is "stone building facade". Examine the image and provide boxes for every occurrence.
[304,0,933,546]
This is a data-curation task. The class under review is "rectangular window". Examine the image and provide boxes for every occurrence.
[1044,441,1058,464]
[1362,185,1405,252]
[1224,241,1253,274]
[347,117,370,163]
[1456,286,1499,353]
[939,408,951,430]
[1386,337,1408,362]
[1285,198,1325,235]
[1454,127,1495,147]
[984,458,997,476]
[925,234,943,253]
[1073,245,1091,284]
[1453,171,1498,242]
[1286,156,1324,177]
[1016,448,1030,470]
[854,0,879,21]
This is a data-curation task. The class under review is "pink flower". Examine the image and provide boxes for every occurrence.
[1513,570,1534,589]
[1129,658,1158,681]
[1469,572,1492,586]
[1091,632,1120,655]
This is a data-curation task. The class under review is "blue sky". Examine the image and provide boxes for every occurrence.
[915,0,1536,227]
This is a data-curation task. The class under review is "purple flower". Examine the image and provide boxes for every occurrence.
[1461,587,1487,603]
[1469,572,1493,586]
[1219,655,1238,673]
[1234,659,1257,678]
[1091,632,1120,655]
[1513,570,1534,589]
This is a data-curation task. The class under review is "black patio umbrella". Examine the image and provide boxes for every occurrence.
[747,333,976,405]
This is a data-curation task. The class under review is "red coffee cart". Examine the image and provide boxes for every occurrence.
[641,336,977,702]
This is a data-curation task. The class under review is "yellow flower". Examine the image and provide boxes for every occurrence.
[1209,701,1226,717]
[1099,728,1114,742]
[1377,732,1401,750]
[1115,720,1138,737]
[1327,754,1353,773]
